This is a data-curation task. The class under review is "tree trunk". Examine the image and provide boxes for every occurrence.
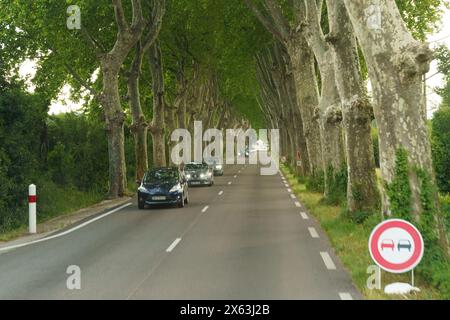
[101,67,127,198]
[344,0,448,252]
[128,43,149,183]
[286,37,323,175]
[149,41,167,167]
[327,0,379,213]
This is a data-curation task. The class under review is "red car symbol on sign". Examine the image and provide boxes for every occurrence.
[381,239,395,251]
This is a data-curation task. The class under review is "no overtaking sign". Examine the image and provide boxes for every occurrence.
[368,219,424,274]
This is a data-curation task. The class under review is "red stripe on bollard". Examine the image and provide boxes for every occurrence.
[28,195,37,203]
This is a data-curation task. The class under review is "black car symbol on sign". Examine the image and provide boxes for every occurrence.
[397,239,412,252]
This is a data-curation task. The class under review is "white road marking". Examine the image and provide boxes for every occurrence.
[300,212,309,220]
[202,206,209,213]
[294,201,301,208]
[218,191,224,196]
[287,188,292,193]
[234,175,237,179]
[290,194,296,199]
[339,293,353,300]
[228,181,232,185]
[284,184,289,188]
[166,238,182,252]
[0,202,132,253]
[308,227,319,238]
[320,252,337,270]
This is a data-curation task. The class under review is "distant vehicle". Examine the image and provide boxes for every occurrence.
[137,167,189,209]
[398,239,412,252]
[381,239,395,251]
[185,162,214,186]
[204,157,224,176]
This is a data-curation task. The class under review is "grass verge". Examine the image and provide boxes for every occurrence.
[281,164,444,300]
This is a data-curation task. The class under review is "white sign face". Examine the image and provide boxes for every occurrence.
[369,219,424,274]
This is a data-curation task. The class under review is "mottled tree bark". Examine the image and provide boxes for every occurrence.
[148,41,167,167]
[99,0,145,198]
[126,0,165,181]
[303,0,345,197]
[326,0,379,213]
[344,0,448,252]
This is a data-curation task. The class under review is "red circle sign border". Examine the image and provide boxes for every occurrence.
[368,219,424,274]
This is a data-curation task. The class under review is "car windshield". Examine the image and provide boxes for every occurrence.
[185,163,208,170]
[144,169,178,183]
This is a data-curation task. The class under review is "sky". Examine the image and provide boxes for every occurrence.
[18,7,450,118]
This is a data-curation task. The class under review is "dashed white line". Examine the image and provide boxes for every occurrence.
[290,194,296,199]
[202,206,209,213]
[234,175,237,179]
[320,252,337,270]
[300,212,309,220]
[294,201,301,208]
[287,188,292,193]
[308,227,319,238]
[228,181,232,185]
[339,293,353,300]
[166,238,182,252]
[218,191,224,196]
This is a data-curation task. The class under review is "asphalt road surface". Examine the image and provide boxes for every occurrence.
[0,164,362,300]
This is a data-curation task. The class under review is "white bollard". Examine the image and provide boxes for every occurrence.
[29,184,37,234]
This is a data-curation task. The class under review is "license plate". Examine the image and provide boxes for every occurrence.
[152,196,166,201]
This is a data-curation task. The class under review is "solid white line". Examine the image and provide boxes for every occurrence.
[218,191,224,196]
[0,202,132,252]
[202,206,209,213]
[166,238,182,252]
[290,194,296,199]
[339,293,353,300]
[308,227,319,238]
[294,201,301,208]
[300,212,309,220]
[320,252,337,270]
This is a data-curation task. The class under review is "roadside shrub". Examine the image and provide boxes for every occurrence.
[323,166,348,206]
[431,107,450,194]
[306,170,324,193]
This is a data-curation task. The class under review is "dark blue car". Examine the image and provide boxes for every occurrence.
[137,167,189,209]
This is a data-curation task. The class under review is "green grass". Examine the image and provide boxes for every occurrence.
[282,164,444,300]
[0,184,105,242]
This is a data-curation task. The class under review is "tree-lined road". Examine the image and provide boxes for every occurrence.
[0,165,361,300]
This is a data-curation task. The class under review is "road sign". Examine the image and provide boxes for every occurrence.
[369,219,424,274]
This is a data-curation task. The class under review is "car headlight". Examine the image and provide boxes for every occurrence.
[169,183,182,193]
[186,174,191,179]
[200,173,206,179]
[138,187,150,194]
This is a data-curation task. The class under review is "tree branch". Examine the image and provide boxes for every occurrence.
[244,0,287,43]
[112,0,128,33]
[263,0,291,41]
[64,62,99,98]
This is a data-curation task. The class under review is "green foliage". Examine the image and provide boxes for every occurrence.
[431,106,450,194]
[306,170,325,193]
[385,148,412,221]
[396,0,448,41]
[372,126,380,168]
[323,166,348,206]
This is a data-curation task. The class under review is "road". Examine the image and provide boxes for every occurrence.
[0,164,361,300]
